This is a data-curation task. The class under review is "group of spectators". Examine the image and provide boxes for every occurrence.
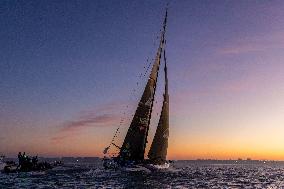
[17,152,38,171]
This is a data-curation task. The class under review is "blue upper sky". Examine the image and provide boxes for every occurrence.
[1,0,284,159]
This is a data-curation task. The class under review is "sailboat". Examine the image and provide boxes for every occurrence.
[103,9,170,170]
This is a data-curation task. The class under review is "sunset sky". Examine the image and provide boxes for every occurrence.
[1,0,284,160]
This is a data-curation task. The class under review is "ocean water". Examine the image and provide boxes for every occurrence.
[1,160,284,188]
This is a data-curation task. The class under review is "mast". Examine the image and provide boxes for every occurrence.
[119,9,168,162]
[148,49,169,164]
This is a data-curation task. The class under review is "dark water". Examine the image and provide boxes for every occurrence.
[1,161,284,188]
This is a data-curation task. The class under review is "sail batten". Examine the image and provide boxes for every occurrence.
[119,10,168,161]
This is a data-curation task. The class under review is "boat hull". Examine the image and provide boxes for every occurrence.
[103,158,170,171]
[3,164,18,173]
[144,162,170,170]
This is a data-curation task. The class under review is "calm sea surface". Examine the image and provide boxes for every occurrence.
[1,160,284,188]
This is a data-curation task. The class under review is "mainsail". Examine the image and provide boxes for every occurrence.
[148,50,169,164]
[119,10,168,161]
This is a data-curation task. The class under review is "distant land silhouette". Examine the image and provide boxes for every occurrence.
[3,156,284,165]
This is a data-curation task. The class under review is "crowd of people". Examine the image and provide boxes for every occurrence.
[18,152,38,171]
[17,152,52,171]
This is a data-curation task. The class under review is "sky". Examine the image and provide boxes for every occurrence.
[0,0,284,160]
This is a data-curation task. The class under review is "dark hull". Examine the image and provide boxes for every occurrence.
[3,161,62,174]
[103,157,170,171]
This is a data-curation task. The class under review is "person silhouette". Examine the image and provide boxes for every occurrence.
[17,152,22,169]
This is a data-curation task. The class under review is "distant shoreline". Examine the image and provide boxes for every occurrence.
[3,156,284,164]
[176,159,284,164]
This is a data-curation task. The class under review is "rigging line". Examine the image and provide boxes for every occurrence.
[135,24,162,90]
[127,31,160,104]
[129,58,153,103]
[104,111,128,154]
[133,50,159,100]
[129,20,163,106]
[104,61,155,155]
[104,8,167,156]
[106,56,154,148]
[144,31,161,78]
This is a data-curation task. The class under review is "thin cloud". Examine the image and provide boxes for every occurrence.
[218,31,284,55]
[220,44,266,55]
[59,101,130,133]
[51,112,120,143]
[51,101,131,142]
[51,135,69,142]
[61,113,119,132]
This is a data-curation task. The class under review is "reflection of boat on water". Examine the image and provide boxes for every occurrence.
[103,8,170,170]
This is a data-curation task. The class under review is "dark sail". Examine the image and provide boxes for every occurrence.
[119,10,168,161]
[148,49,169,164]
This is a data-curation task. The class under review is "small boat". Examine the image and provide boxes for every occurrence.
[2,153,62,173]
[103,8,170,170]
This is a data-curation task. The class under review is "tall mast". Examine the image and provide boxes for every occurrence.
[119,9,168,162]
[148,49,169,164]
[143,8,168,158]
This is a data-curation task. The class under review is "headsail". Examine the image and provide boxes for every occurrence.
[148,49,169,164]
[119,10,168,161]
